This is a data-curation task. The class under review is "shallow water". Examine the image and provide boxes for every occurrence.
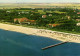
[0,29,80,56]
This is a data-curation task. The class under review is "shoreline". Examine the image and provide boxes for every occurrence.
[0,23,80,43]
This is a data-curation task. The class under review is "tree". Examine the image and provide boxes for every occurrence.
[55,19,77,31]
[36,18,49,26]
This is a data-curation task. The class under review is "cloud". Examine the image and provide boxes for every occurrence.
[0,0,80,3]
[0,0,16,3]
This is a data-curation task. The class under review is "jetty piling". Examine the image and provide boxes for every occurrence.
[42,41,68,50]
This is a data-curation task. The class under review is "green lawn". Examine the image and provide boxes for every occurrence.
[53,11,66,14]
[38,10,46,14]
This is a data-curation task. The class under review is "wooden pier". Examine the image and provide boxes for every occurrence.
[42,41,68,50]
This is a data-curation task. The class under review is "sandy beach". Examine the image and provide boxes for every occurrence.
[0,23,80,43]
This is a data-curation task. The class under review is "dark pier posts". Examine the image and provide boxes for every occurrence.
[42,41,68,50]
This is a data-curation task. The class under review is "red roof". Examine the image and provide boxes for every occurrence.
[14,17,36,23]
[42,15,47,18]
[77,12,80,14]
[49,24,60,27]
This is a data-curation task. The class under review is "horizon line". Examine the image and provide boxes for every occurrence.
[0,2,80,4]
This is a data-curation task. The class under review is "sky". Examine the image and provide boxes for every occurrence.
[0,0,80,3]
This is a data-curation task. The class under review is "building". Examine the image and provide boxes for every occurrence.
[77,23,80,26]
[14,17,36,24]
[48,14,52,16]
[48,24,60,27]
[27,20,36,24]
[76,19,80,22]
[14,17,29,24]
[66,16,71,20]
[42,15,47,18]
[77,12,80,14]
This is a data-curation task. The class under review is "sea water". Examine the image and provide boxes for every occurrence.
[0,29,80,56]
